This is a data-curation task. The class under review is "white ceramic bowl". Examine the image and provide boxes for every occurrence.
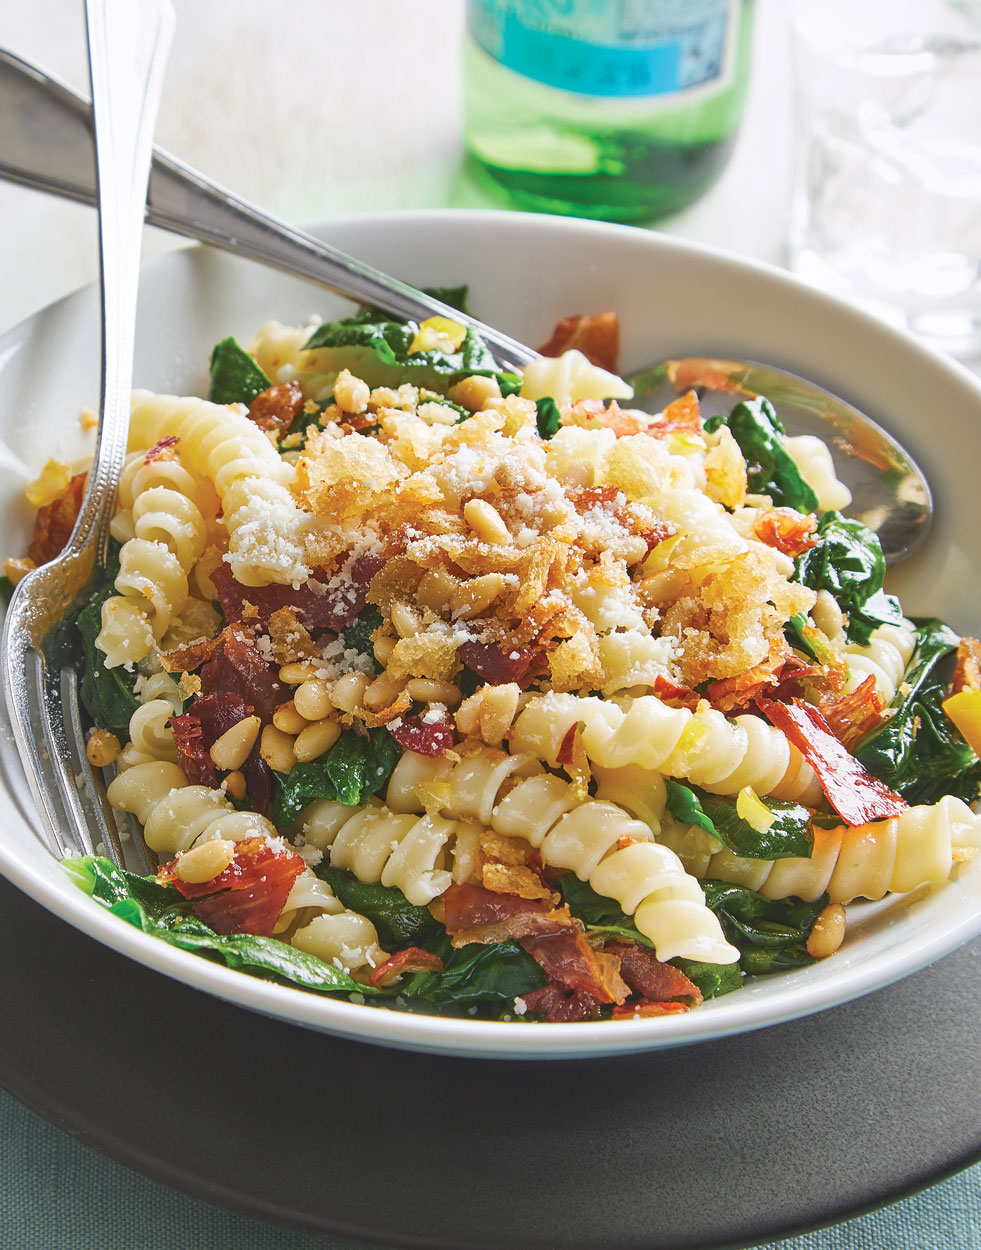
[1,209,979,1059]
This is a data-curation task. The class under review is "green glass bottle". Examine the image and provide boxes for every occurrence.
[463,0,755,223]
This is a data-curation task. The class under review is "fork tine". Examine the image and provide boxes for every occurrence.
[34,655,97,858]
[62,666,125,865]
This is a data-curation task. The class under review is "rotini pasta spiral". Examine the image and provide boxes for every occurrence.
[659,795,981,904]
[128,390,311,586]
[844,620,917,703]
[106,763,385,972]
[298,798,481,906]
[125,698,178,763]
[385,748,739,964]
[96,445,209,666]
[510,691,822,804]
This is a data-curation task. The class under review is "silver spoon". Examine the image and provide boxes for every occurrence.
[0,49,932,564]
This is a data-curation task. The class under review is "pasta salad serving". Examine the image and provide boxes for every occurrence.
[9,291,981,1025]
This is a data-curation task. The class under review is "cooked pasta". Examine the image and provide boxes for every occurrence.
[385,748,739,964]
[19,303,978,1024]
[660,795,981,904]
[510,692,822,804]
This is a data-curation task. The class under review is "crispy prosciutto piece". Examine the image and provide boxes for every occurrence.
[440,883,573,947]
[199,627,284,723]
[757,696,907,824]
[247,381,305,433]
[953,637,981,695]
[537,312,620,372]
[521,984,603,1023]
[611,1001,690,1019]
[211,552,383,632]
[27,471,86,566]
[521,931,630,1005]
[368,947,444,988]
[705,643,789,713]
[171,691,249,787]
[819,676,886,750]
[753,507,820,558]
[389,715,455,757]
[604,941,703,1005]
[171,690,272,813]
[652,675,700,710]
[157,836,305,936]
[459,641,544,689]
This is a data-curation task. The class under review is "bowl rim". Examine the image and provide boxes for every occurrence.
[1,205,980,1060]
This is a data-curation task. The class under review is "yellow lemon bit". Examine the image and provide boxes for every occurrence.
[408,316,467,356]
[667,429,706,457]
[25,459,72,508]
[736,785,776,833]
[943,689,981,757]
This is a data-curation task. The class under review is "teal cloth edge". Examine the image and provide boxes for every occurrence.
[3,1085,980,1250]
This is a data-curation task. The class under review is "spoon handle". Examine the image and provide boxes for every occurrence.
[0,48,537,372]
[74,0,174,566]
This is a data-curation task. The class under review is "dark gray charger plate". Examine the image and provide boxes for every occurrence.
[1,871,979,1250]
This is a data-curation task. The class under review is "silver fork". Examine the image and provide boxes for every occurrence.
[0,0,173,869]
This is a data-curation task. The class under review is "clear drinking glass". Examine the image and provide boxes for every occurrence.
[788,0,981,359]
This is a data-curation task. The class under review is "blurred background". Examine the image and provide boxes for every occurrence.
[0,0,796,332]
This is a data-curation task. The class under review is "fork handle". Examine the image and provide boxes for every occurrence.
[0,48,537,372]
[77,0,175,565]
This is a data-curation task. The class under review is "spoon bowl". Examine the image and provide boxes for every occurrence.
[630,356,933,565]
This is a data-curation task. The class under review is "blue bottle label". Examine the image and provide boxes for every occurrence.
[468,0,740,100]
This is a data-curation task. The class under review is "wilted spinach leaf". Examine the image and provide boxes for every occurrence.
[665,780,814,860]
[71,543,140,741]
[207,336,272,406]
[315,864,440,948]
[794,511,903,646]
[706,397,819,512]
[702,880,823,974]
[535,396,562,439]
[398,936,545,1007]
[339,606,384,672]
[64,857,379,996]
[856,617,981,805]
[271,728,402,825]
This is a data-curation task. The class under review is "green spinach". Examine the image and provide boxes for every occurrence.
[794,511,903,646]
[207,336,272,405]
[315,864,440,948]
[664,780,814,860]
[398,936,545,1007]
[64,857,379,997]
[271,727,402,825]
[856,617,981,805]
[71,544,140,741]
[706,396,819,512]
[702,880,823,974]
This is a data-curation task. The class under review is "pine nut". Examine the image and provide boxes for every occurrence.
[333,368,370,414]
[416,568,458,614]
[806,903,847,959]
[86,729,122,768]
[364,673,407,711]
[478,683,520,746]
[260,724,296,774]
[373,634,396,664]
[464,498,510,545]
[223,770,247,801]
[293,718,342,762]
[406,678,462,706]
[294,678,333,721]
[447,374,501,413]
[175,838,236,884]
[209,715,261,771]
[331,671,370,713]
[273,700,309,735]
[391,601,421,638]
[279,660,321,685]
[450,572,505,619]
